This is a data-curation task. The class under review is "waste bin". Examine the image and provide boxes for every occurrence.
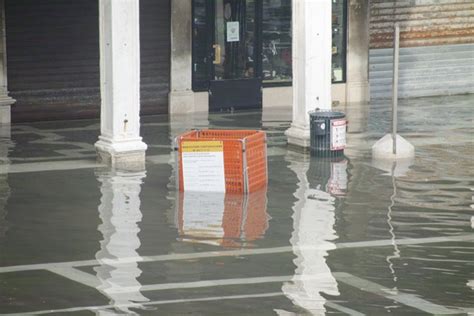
[309,111,347,157]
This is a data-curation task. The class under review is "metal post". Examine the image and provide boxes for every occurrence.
[392,23,400,155]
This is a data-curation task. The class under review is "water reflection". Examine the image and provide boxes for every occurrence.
[176,189,269,248]
[0,125,11,239]
[280,153,345,314]
[94,170,149,315]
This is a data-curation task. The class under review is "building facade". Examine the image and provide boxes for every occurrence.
[0,0,370,123]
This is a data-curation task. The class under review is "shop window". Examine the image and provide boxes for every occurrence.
[262,0,292,85]
[192,0,347,90]
[332,0,347,83]
[192,0,211,91]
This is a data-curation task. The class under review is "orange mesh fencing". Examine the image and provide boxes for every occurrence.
[176,130,268,193]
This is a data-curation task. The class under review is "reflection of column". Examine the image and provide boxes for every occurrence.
[94,170,149,315]
[281,153,339,314]
[0,172,9,238]
[0,0,15,124]
[169,112,209,142]
[0,124,10,238]
[469,214,473,291]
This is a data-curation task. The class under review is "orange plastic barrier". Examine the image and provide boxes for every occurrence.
[176,130,268,193]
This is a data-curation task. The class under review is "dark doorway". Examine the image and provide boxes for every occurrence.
[193,0,262,112]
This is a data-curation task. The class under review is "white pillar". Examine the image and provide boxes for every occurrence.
[169,0,196,114]
[286,0,332,148]
[0,0,15,124]
[95,0,147,170]
[346,0,370,104]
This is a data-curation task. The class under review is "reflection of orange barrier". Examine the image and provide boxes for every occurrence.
[176,130,267,193]
[177,189,269,248]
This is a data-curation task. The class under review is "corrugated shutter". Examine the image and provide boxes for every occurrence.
[6,0,101,121]
[6,0,170,122]
[369,0,474,99]
[370,0,474,49]
[370,44,474,99]
[140,0,170,116]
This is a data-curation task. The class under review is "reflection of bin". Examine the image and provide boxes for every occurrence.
[309,111,347,157]
[177,190,269,248]
[308,157,348,197]
[176,130,267,193]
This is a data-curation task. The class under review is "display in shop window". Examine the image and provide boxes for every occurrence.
[332,0,346,83]
[262,0,292,84]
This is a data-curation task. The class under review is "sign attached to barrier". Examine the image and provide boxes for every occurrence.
[181,141,226,192]
[330,119,347,151]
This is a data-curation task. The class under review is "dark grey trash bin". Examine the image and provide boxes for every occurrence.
[309,111,347,157]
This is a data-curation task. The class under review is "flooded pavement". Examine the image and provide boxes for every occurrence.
[0,95,473,315]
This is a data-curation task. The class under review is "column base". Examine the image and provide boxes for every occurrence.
[285,124,311,148]
[0,95,15,124]
[346,81,370,104]
[95,137,147,171]
[169,90,195,114]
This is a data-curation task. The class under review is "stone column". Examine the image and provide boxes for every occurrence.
[169,0,195,114]
[345,0,370,104]
[95,0,147,170]
[0,0,15,124]
[285,0,332,148]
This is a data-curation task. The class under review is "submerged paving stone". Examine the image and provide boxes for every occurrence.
[0,95,473,315]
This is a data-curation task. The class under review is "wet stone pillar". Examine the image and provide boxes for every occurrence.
[0,0,15,124]
[169,0,195,114]
[95,0,147,170]
[286,0,332,148]
[346,0,370,105]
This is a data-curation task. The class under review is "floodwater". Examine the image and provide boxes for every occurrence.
[0,95,473,315]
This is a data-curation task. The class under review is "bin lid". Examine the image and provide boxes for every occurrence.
[309,111,345,119]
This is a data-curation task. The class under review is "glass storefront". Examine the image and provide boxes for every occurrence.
[192,0,210,91]
[332,0,346,83]
[192,0,347,90]
[262,0,292,84]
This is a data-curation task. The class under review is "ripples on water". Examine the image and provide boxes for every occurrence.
[0,95,473,314]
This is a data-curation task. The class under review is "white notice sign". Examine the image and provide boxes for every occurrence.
[330,119,347,151]
[227,21,240,42]
[182,141,226,192]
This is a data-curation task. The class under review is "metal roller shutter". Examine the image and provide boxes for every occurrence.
[6,0,170,122]
[370,0,474,49]
[369,0,474,99]
[140,0,170,116]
